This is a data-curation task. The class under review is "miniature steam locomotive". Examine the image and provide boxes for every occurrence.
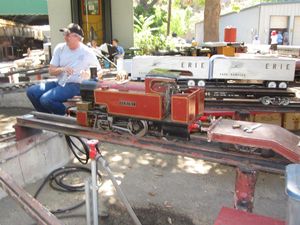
[76,72,205,139]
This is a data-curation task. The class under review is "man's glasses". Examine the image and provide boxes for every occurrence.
[64,33,81,38]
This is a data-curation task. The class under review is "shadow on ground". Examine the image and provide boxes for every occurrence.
[58,203,195,225]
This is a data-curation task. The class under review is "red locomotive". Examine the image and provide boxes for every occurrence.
[76,72,205,139]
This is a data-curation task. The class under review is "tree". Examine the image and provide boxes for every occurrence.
[135,0,160,10]
[167,0,172,36]
[204,0,221,42]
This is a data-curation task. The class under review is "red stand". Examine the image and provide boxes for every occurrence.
[214,207,285,225]
[234,167,257,212]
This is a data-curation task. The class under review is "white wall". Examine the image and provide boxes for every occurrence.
[195,6,259,44]
[111,0,134,48]
[259,3,300,44]
[293,16,300,45]
[195,3,300,45]
[195,22,204,44]
[219,7,260,43]
[47,0,72,50]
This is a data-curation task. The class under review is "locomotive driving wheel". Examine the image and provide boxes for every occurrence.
[127,119,148,137]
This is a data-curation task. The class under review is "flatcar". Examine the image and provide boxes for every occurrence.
[76,73,205,139]
[129,55,296,89]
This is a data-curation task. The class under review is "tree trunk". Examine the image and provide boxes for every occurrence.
[167,0,172,36]
[204,0,221,42]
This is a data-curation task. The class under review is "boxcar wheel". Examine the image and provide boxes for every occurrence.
[260,96,271,105]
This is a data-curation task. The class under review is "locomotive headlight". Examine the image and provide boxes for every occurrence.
[197,80,206,87]
[187,80,196,87]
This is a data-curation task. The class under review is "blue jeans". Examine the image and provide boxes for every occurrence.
[26,81,80,115]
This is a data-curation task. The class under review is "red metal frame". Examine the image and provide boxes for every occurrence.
[234,167,257,212]
[0,169,63,225]
[208,118,300,163]
[214,207,285,225]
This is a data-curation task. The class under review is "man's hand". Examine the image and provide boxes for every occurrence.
[97,71,103,80]
[80,70,90,80]
[63,67,74,75]
[49,65,74,76]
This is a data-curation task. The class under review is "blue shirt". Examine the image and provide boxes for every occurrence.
[277,33,283,43]
[116,45,125,56]
[50,42,101,84]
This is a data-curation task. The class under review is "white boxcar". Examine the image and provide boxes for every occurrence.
[131,56,209,81]
[212,56,296,88]
[277,45,300,58]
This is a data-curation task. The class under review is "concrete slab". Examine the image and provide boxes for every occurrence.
[0,142,287,225]
[0,91,33,108]
[0,107,32,136]
[0,132,72,199]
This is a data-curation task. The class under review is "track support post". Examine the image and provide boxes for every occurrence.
[234,166,258,212]
[86,140,100,225]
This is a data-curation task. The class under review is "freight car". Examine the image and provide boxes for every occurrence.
[76,73,205,139]
[130,55,296,89]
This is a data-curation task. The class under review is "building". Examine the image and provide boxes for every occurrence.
[195,1,300,45]
[48,0,133,49]
[0,0,133,61]
[0,0,49,61]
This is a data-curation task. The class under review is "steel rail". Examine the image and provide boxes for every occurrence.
[0,131,16,142]
[1,65,49,77]
[205,100,300,111]
[0,169,63,225]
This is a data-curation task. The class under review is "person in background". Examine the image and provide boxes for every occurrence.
[252,35,260,45]
[91,39,98,49]
[112,38,125,59]
[251,35,261,54]
[269,30,278,54]
[277,31,283,45]
[283,32,289,45]
[27,23,101,115]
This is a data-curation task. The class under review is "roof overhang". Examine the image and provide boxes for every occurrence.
[0,0,48,25]
[0,15,48,25]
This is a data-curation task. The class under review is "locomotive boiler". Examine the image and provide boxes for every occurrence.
[76,72,205,139]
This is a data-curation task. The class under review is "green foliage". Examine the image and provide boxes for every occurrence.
[231,3,241,12]
[133,0,203,54]
[170,10,186,36]
[134,14,176,55]
[173,0,205,9]
[134,4,167,35]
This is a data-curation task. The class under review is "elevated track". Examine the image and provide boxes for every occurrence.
[15,112,299,174]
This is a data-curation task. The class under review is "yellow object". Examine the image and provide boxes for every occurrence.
[81,0,103,44]
[217,46,235,56]
[76,101,93,111]
[250,113,282,126]
[283,113,300,131]
[249,112,300,131]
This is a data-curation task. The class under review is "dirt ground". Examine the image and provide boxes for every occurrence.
[0,141,287,225]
